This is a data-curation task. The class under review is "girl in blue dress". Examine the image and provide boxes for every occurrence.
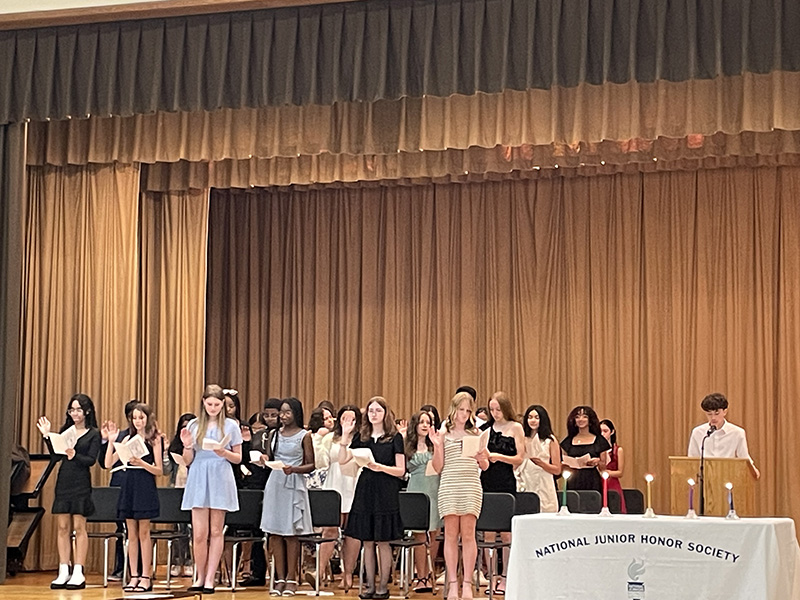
[259,397,314,596]
[180,384,243,593]
[104,402,163,592]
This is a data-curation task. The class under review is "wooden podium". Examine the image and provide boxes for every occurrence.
[669,456,756,516]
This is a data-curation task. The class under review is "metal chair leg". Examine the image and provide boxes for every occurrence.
[315,543,321,595]
[103,538,109,587]
[166,539,174,589]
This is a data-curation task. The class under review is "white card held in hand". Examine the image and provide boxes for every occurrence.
[202,432,231,451]
[460,428,490,458]
[249,450,267,464]
[49,426,78,455]
[562,454,592,469]
[264,460,287,470]
[169,452,187,468]
[114,434,150,465]
[351,448,376,468]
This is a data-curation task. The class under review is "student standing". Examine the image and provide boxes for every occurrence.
[37,393,101,590]
[516,404,561,513]
[180,384,243,593]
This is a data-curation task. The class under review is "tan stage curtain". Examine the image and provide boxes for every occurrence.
[25,72,800,166]
[20,163,141,570]
[138,189,210,433]
[205,166,800,528]
[18,166,209,570]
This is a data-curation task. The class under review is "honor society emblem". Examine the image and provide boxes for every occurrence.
[627,558,646,600]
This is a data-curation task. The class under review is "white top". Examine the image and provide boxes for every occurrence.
[687,420,751,459]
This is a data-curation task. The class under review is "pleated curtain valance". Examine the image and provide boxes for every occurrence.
[2,0,800,126]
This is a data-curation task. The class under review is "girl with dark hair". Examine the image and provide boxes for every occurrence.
[180,384,243,593]
[600,419,627,513]
[419,404,442,431]
[342,397,405,599]
[36,393,101,590]
[307,406,335,489]
[560,406,610,493]
[516,405,561,513]
[104,403,163,592]
[405,411,441,593]
[259,397,314,597]
[225,389,254,488]
[166,412,196,577]
[319,405,362,591]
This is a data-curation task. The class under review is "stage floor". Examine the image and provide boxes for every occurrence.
[1,572,363,599]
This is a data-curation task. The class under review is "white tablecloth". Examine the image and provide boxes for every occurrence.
[506,513,800,600]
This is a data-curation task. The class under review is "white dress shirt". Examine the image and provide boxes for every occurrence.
[687,420,751,458]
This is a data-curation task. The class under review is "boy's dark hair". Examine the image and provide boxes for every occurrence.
[701,393,728,411]
[264,397,282,410]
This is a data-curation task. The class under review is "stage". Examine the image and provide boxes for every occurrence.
[1,572,354,600]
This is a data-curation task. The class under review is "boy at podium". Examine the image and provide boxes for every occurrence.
[687,393,760,479]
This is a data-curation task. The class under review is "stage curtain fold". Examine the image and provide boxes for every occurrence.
[26,71,800,166]
[205,166,800,529]
[138,188,210,436]
[19,163,141,570]
[142,134,800,191]
[2,0,799,125]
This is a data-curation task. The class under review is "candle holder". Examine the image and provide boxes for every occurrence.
[599,471,612,516]
[558,471,571,515]
[643,474,656,518]
[724,482,739,520]
[685,478,698,519]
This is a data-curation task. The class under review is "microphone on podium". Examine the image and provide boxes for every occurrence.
[706,424,717,437]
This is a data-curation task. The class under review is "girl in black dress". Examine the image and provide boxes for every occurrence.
[560,406,610,493]
[36,393,101,590]
[342,397,405,599]
[104,403,163,592]
[479,391,525,594]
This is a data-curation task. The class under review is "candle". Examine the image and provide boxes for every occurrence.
[725,482,734,511]
[645,474,654,510]
[562,470,571,509]
[602,471,609,508]
[687,478,695,511]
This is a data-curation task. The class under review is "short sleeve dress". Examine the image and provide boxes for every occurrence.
[260,429,314,536]
[437,434,483,519]
[49,428,101,516]
[181,417,243,511]
[344,432,404,541]
[117,437,160,520]
[406,450,441,530]
[559,434,611,493]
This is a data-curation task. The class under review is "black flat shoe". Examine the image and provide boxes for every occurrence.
[240,577,266,587]
[374,592,390,599]
[50,581,67,590]
[65,580,86,590]
[359,591,375,599]
[203,587,216,594]
[187,584,204,592]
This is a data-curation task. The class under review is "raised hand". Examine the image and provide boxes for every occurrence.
[106,421,120,440]
[241,425,252,442]
[341,415,356,436]
[397,419,408,437]
[36,416,51,437]
[179,426,193,449]
[429,428,443,447]
[100,420,110,441]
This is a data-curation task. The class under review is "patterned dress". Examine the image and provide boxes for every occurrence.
[437,435,482,518]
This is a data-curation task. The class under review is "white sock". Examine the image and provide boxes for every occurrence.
[52,563,71,584]
[67,564,85,584]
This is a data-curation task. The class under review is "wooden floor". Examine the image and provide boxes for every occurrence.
[0,571,380,600]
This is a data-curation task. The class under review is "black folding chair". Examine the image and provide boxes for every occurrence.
[623,488,645,514]
[297,489,342,595]
[608,490,622,514]
[389,491,436,598]
[150,487,192,589]
[514,492,540,516]
[476,493,516,600]
[82,487,127,587]
[574,490,602,514]
[557,490,581,513]
[223,489,267,592]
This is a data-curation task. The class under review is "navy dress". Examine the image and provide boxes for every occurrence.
[117,438,160,520]
[344,432,404,541]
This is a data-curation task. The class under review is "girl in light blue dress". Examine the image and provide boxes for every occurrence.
[179,384,243,593]
[259,397,314,597]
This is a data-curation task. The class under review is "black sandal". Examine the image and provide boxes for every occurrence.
[123,576,140,592]
[133,576,153,592]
